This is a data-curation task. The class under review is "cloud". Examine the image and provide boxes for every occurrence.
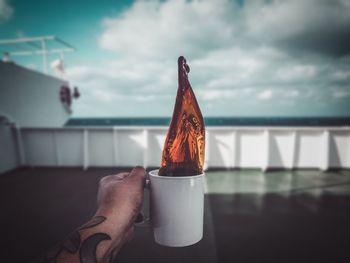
[285,90,300,98]
[98,0,350,58]
[275,65,317,82]
[198,89,238,101]
[0,0,13,21]
[98,0,236,59]
[332,88,350,98]
[67,0,350,117]
[244,0,350,57]
[257,89,273,100]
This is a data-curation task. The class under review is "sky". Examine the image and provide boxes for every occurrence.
[1,0,350,117]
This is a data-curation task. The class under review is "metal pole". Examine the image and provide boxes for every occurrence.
[41,39,48,73]
[59,51,65,80]
[0,35,55,44]
[8,48,74,56]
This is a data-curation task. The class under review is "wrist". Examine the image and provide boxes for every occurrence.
[79,212,129,262]
[94,207,132,235]
[96,198,138,222]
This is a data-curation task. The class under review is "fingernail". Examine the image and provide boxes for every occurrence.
[130,166,146,177]
[115,172,129,180]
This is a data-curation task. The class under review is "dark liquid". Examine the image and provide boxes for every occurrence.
[159,56,205,177]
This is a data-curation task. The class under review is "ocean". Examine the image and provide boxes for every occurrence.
[65,117,350,127]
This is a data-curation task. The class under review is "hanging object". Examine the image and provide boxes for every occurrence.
[60,85,72,107]
[73,87,80,99]
[159,56,205,177]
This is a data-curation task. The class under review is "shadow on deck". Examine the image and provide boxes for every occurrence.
[1,167,350,263]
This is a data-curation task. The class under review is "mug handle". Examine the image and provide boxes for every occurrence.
[135,176,152,227]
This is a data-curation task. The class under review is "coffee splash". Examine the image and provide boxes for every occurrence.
[159,56,205,176]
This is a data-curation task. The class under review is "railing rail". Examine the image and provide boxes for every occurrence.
[1,126,349,174]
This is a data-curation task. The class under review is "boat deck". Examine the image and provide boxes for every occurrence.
[1,168,350,262]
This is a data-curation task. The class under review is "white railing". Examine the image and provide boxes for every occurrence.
[1,126,348,174]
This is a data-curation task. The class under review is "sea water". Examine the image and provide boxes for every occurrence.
[65,117,350,127]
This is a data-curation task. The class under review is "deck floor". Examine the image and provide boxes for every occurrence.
[1,168,350,262]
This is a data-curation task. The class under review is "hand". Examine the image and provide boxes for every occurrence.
[96,166,146,239]
[34,167,147,263]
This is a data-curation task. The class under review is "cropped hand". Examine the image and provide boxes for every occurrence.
[35,166,146,263]
[96,166,146,241]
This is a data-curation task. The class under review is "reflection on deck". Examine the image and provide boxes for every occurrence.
[1,167,350,262]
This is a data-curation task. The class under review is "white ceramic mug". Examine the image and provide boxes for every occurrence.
[138,169,205,247]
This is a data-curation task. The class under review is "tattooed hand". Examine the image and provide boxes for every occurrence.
[35,166,146,263]
[97,166,146,231]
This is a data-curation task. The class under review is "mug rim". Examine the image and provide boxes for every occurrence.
[149,169,204,179]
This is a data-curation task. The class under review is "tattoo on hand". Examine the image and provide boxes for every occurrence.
[80,233,111,263]
[108,246,120,263]
[41,216,110,263]
[80,216,106,230]
[63,231,81,253]
[44,231,81,262]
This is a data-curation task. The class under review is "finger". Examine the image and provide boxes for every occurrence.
[114,172,129,180]
[128,166,146,180]
[100,173,128,185]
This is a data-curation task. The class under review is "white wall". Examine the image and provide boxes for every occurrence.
[6,127,347,173]
[0,61,70,128]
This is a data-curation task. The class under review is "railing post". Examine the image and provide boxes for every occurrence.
[204,130,210,170]
[113,128,119,167]
[53,130,60,166]
[235,131,241,168]
[143,129,149,169]
[291,130,297,169]
[320,130,330,171]
[261,129,270,172]
[15,126,26,166]
[232,130,237,168]
[83,129,89,170]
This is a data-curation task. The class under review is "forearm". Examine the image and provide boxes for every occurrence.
[34,167,145,263]
[36,213,130,263]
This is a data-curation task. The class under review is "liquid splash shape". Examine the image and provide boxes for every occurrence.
[159,56,205,176]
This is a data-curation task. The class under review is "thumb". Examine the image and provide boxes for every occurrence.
[128,166,146,182]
